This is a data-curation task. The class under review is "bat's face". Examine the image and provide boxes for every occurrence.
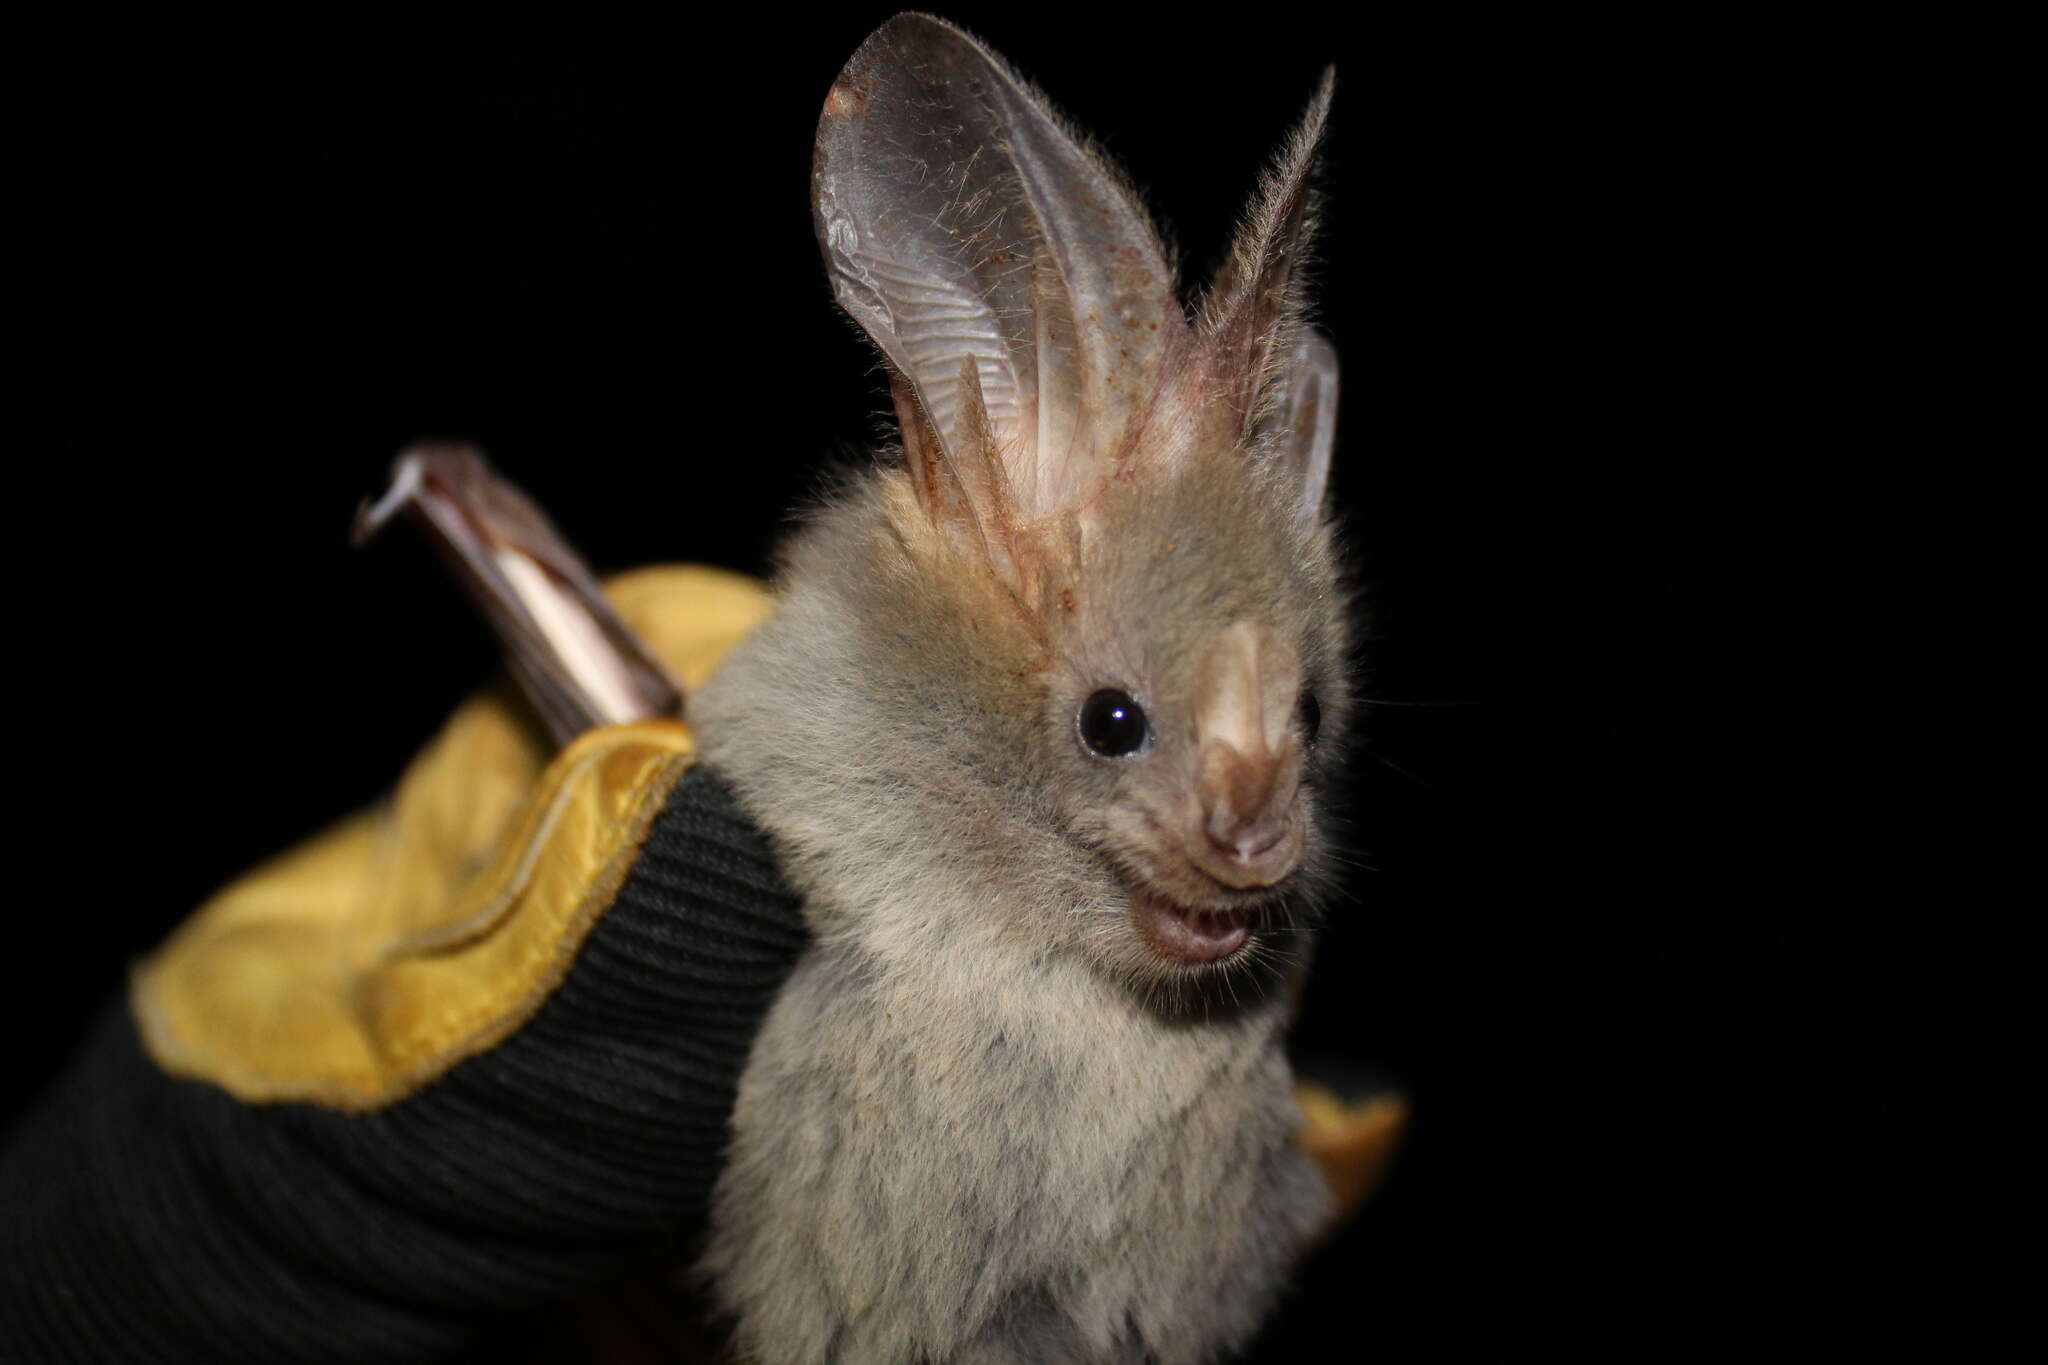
[1022,452,1352,1009]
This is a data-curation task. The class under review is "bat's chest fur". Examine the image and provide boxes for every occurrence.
[703,942,1329,1365]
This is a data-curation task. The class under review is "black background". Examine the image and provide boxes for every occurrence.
[17,6,2023,1355]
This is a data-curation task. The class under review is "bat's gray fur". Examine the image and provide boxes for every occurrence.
[693,15,1348,1363]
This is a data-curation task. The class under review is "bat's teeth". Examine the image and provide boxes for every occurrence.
[1134,891,1253,965]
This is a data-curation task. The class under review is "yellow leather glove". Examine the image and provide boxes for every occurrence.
[134,565,774,1111]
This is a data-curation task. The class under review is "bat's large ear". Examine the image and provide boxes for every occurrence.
[812,14,1184,576]
[1198,72,1337,526]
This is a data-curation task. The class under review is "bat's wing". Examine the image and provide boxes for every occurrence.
[355,442,685,746]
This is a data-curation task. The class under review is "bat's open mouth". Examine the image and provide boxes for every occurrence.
[1131,890,1253,965]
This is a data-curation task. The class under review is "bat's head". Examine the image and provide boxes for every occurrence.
[702,15,1349,1013]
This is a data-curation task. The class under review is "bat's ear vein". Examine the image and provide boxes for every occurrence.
[1275,330,1339,527]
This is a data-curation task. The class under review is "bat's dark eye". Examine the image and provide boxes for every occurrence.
[1078,688,1149,757]
[1300,689,1322,748]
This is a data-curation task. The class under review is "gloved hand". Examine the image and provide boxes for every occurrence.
[0,567,810,1364]
[0,561,1402,1364]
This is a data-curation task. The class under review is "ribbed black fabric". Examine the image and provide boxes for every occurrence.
[0,764,808,1364]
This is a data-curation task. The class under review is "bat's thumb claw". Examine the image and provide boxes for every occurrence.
[352,453,426,546]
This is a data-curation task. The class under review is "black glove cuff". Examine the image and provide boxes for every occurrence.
[0,763,807,1364]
